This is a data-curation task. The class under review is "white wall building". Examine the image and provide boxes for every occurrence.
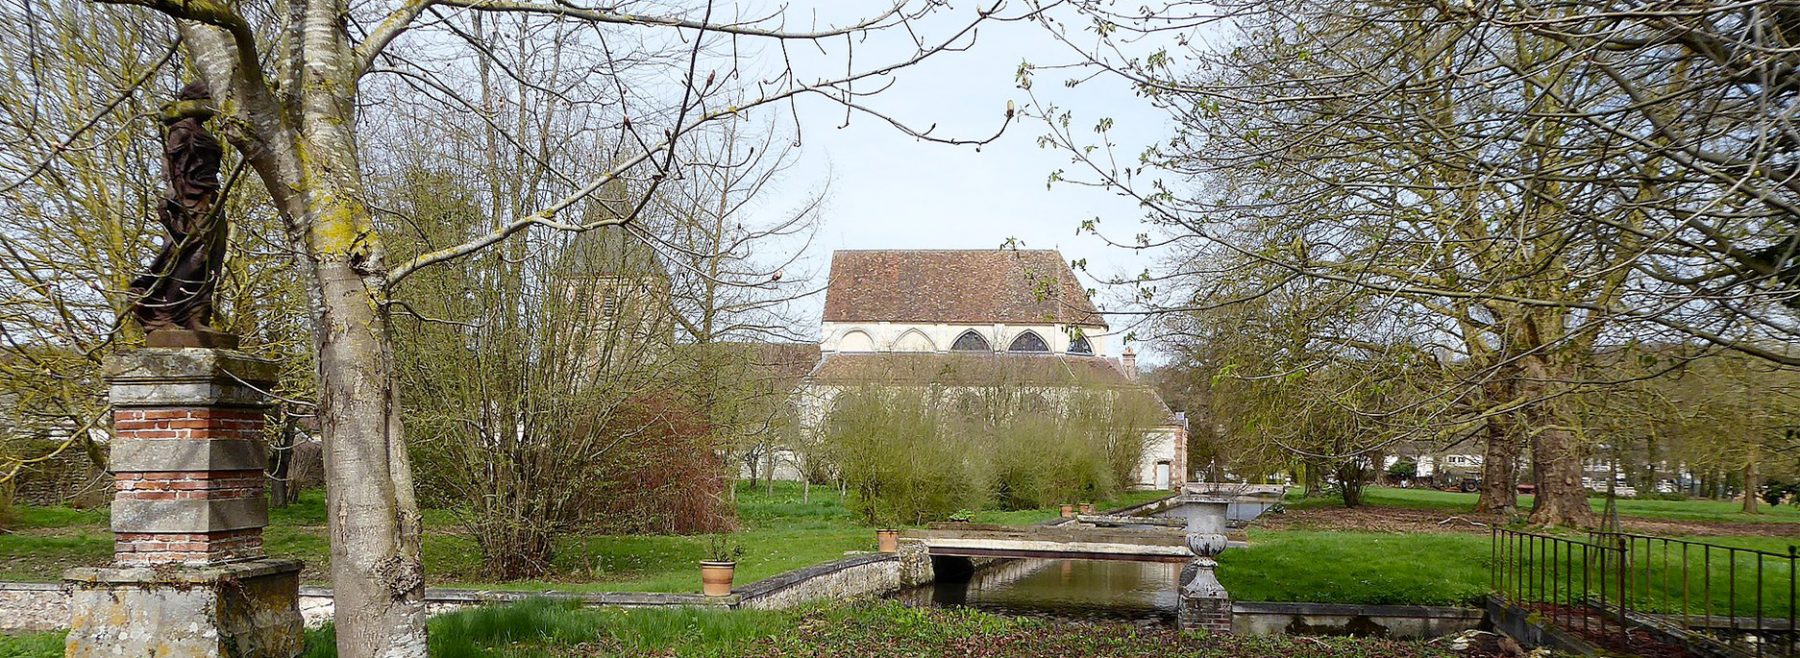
[787,249,1185,490]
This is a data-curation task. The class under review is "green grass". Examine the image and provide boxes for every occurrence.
[0,482,1169,592]
[1220,530,1493,606]
[0,631,61,658]
[1286,487,1800,524]
[1217,528,1793,614]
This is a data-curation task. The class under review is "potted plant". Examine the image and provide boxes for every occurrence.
[700,535,744,597]
[948,509,975,524]
[874,510,901,553]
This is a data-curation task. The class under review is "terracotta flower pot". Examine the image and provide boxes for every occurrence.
[876,529,900,553]
[700,561,736,597]
[1079,503,1095,515]
[1060,504,1075,518]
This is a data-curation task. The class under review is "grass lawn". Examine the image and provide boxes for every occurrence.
[0,482,1172,592]
[1220,530,1493,606]
[1286,487,1800,524]
[0,599,1472,658]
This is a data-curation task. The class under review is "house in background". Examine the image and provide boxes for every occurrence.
[789,249,1186,490]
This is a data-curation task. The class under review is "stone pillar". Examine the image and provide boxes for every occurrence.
[1177,497,1233,634]
[64,339,304,658]
[1177,558,1233,633]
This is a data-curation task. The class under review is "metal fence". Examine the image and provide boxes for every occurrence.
[1492,527,1797,658]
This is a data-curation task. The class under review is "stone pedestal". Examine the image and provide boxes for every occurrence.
[64,342,302,658]
[1177,557,1232,633]
[65,560,305,657]
[1178,497,1233,634]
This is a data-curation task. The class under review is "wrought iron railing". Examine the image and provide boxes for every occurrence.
[1491,527,1797,658]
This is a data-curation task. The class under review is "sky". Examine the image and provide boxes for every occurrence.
[726,3,1181,351]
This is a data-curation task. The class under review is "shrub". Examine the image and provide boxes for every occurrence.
[824,384,1155,521]
[828,389,982,525]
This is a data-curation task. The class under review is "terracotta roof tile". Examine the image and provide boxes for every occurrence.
[822,249,1105,327]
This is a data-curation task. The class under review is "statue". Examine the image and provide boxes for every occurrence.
[129,80,228,342]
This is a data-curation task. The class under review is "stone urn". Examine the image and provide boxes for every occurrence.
[700,561,736,596]
[876,529,900,553]
[1176,495,1233,633]
[1178,495,1231,540]
[1060,504,1075,518]
[1079,502,1095,515]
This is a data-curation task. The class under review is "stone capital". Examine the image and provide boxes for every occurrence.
[105,347,279,409]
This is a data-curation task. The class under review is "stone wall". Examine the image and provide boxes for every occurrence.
[736,546,932,610]
[0,582,69,632]
[1233,602,1485,639]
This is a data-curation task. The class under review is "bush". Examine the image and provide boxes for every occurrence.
[828,389,982,525]
[824,385,1155,522]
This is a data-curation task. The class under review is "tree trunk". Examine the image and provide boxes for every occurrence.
[1476,413,1519,515]
[1742,455,1760,515]
[172,5,427,653]
[314,249,427,657]
[268,411,295,508]
[1527,423,1595,528]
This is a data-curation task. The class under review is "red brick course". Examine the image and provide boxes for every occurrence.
[114,470,264,501]
[112,408,265,441]
[115,529,263,564]
[109,406,269,564]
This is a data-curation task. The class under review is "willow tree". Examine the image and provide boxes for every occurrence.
[11,0,1020,654]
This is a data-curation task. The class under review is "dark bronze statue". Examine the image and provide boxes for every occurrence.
[130,81,227,337]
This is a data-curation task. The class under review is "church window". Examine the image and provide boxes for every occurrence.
[1068,335,1093,355]
[1008,331,1049,353]
[951,330,990,351]
[839,330,875,352]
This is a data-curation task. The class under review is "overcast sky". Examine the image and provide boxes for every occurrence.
[729,3,1179,350]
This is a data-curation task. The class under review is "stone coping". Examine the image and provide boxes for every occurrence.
[0,581,65,592]
[735,552,896,601]
[104,347,279,386]
[1233,601,1484,619]
[64,558,303,584]
[313,587,738,607]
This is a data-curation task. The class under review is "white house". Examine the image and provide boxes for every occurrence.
[792,249,1186,490]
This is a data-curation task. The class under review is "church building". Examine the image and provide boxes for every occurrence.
[795,249,1187,490]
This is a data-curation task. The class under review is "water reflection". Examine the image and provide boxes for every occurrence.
[896,559,1183,624]
[895,498,1283,625]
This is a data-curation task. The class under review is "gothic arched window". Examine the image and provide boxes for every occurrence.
[951,330,990,352]
[839,330,875,352]
[1068,335,1093,355]
[1008,331,1049,353]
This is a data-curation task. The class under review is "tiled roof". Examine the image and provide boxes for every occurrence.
[803,352,1177,423]
[822,250,1106,327]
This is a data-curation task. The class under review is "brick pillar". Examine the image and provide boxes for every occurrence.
[65,341,303,658]
[1177,558,1233,634]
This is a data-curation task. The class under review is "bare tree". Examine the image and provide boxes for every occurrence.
[3,0,1022,653]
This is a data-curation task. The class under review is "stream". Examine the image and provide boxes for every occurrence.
[893,495,1281,624]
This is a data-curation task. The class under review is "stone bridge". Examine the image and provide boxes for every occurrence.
[1184,482,1288,497]
[903,498,1239,634]
[902,523,1194,563]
